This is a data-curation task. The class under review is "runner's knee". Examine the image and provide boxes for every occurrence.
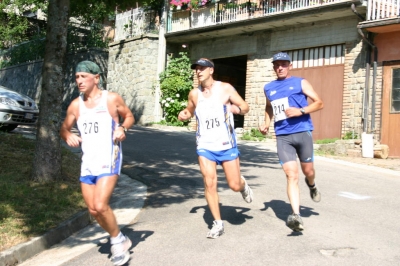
[227,179,241,192]
[203,176,217,191]
[93,202,110,215]
[285,171,299,182]
[88,207,99,217]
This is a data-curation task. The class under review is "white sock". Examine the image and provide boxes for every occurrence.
[215,220,224,226]
[110,232,126,245]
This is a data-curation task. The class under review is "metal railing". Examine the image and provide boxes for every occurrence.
[114,0,400,38]
[366,0,399,20]
[114,8,159,42]
[167,0,345,33]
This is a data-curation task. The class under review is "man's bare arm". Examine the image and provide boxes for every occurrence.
[259,100,273,135]
[225,83,249,115]
[109,92,134,142]
[178,89,197,121]
[301,79,323,114]
[60,99,82,147]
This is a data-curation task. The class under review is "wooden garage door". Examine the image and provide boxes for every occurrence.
[381,62,400,157]
[285,45,345,140]
[290,66,344,140]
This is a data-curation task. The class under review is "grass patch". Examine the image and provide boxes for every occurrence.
[150,120,186,127]
[314,138,339,144]
[0,132,85,252]
[241,128,267,142]
[314,149,335,156]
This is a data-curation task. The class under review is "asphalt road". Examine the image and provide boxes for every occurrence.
[19,126,400,265]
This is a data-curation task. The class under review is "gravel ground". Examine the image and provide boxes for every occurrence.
[320,154,400,172]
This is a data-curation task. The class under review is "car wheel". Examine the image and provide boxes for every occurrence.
[0,124,18,132]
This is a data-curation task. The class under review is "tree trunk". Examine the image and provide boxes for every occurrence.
[32,0,70,182]
[374,144,389,159]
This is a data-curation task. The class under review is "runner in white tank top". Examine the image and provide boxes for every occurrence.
[77,90,122,178]
[195,81,237,151]
[178,58,253,239]
[60,61,134,265]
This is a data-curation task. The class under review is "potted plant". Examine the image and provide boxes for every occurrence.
[170,0,191,11]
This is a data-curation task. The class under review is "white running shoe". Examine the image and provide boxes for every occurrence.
[286,213,304,232]
[207,221,224,239]
[305,178,321,202]
[110,236,132,265]
[240,176,254,203]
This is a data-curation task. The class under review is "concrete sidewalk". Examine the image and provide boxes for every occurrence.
[0,174,147,266]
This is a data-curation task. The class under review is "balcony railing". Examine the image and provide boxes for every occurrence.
[166,0,346,33]
[114,8,159,42]
[366,0,399,20]
[114,0,399,40]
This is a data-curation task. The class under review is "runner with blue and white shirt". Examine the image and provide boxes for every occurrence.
[178,58,254,239]
[60,61,135,266]
[259,52,324,232]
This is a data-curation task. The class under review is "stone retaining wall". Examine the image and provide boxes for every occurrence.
[107,34,159,125]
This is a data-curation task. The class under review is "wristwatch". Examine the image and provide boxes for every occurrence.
[118,125,127,132]
[300,108,306,115]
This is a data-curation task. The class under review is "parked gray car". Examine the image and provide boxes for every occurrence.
[0,85,39,132]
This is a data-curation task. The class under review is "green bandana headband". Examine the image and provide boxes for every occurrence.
[75,60,104,88]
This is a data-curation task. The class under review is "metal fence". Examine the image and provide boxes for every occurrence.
[367,0,399,20]
[167,0,346,33]
[114,8,159,41]
[114,0,399,37]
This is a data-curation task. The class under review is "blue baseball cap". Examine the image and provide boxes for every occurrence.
[191,58,214,69]
[272,52,291,63]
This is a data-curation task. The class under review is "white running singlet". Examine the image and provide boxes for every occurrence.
[77,91,122,178]
[195,81,237,151]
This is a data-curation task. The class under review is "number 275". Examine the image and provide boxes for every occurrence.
[206,118,220,129]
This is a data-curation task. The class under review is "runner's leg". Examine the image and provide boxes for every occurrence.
[198,156,221,221]
[282,161,300,214]
[222,157,245,192]
[81,174,120,237]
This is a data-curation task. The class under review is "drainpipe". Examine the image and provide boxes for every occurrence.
[155,0,168,122]
[360,30,371,133]
[351,4,378,133]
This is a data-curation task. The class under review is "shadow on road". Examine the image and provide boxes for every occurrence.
[190,204,253,227]
[122,127,285,217]
[260,199,320,221]
[97,228,154,257]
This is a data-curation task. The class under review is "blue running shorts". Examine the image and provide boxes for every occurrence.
[197,147,240,165]
[80,174,115,185]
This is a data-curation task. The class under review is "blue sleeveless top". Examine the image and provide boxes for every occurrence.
[263,76,314,135]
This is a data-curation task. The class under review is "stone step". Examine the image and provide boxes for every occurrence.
[347,149,362,158]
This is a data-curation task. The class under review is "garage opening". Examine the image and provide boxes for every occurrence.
[212,55,247,128]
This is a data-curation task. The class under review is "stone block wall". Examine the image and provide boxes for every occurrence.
[108,34,159,125]
[343,40,366,139]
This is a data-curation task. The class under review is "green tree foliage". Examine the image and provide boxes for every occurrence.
[67,2,111,52]
[159,52,193,126]
[0,0,47,50]
[0,0,137,68]
[140,0,164,17]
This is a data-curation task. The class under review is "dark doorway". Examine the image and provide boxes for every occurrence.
[213,55,247,128]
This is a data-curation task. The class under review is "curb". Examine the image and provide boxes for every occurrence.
[0,211,91,266]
